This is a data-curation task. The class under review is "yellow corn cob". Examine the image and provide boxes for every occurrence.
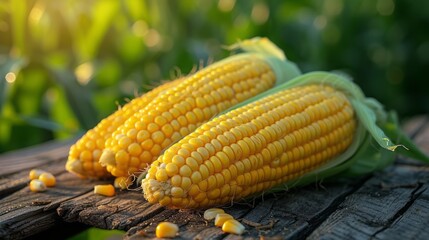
[142,84,356,208]
[65,77,185,179]
[99,38,300,178]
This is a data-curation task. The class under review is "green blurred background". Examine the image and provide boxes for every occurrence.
[1,0,428,153]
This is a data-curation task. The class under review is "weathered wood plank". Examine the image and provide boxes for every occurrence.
[306,165,429,240]
[120,178,364,239]
[0,139,74,176]
[0,171,108,240]
[373,183,429,240]
[58,190,165,230]
[0,157,68,197]
[235,179,365,239]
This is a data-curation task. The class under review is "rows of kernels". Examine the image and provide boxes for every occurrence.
[102,57,276,177]
[142,85,312,203]
[142,85,357,208]
[66,78,185,178]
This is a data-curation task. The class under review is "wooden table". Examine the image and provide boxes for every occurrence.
[1,116,428,240]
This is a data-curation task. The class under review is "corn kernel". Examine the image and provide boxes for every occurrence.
[39,172,56,187]
[203,208,225,220]
[155,222,179,238]
[29,179,47,192]
[222,219,245,235]
[214,213,234,227]
[29,169,45,180]
[94,184,115,197]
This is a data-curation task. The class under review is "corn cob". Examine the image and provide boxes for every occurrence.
[66,77,185,179]
[142,72,411,209]
[99,38,301,178]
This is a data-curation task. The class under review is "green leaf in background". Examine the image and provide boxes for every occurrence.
[0,56,26,114]
[1,0,429,155]
[9,0,26,56]
[48,68,98,130]
[48,86,80,139]
[74,0,119,62]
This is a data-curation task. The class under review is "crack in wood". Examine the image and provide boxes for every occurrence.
[370,182,425,239]
[294,176,372,239]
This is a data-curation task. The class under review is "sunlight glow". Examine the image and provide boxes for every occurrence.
[324,0,343,16]
[314,16,327,30]
[132,20,148,38]
[5,72,16,83]
[144,29,161,48]
[218,0,235,12]
[251,3,269,25]
[75,62,93,85]
[29,3,44,24]
[377,0,395,16]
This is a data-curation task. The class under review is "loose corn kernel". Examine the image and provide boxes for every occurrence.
[214,213,234,227]
[94,184,115,197]
[39,172,56,187]
[114,177,132,190]
[222,219,245,235]
[29,169,45,180]
[203,208,225,220]
[155,222,179,238]
[29,179,47,192]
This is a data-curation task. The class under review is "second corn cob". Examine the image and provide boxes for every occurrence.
[99,38,301,178]
[142,72,414,209]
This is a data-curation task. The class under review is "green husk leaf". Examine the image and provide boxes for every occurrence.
[225,37,287,60]
[206,37,301,88]
[381,111,429,163]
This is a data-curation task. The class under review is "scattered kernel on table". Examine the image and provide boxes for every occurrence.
[29,169,46,180]
[222,219,245,235]
[29,179,47,192]
[155,222,179,238]
[94,184,115,197]
[39,172,56,187]
[214,213,234,227]
[203,208,225,220]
